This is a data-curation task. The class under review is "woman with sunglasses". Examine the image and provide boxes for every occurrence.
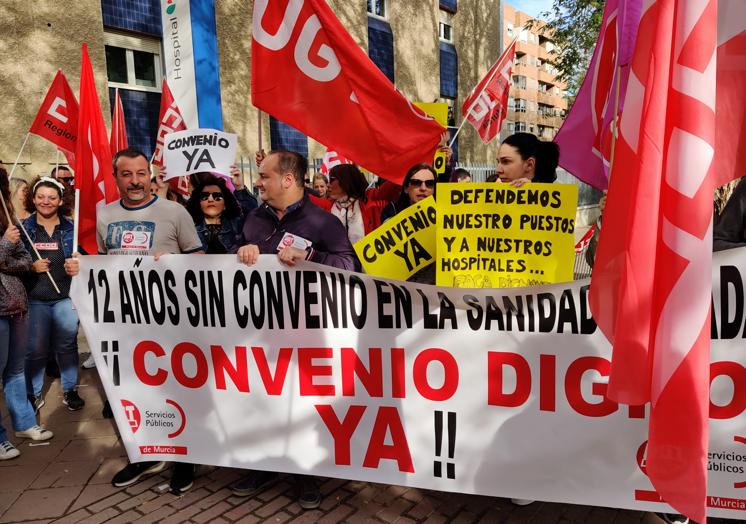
[185,174,243,254]
[311,164,400,245]
[380,163,437,224]
[380,164,438,283]
[21,176,85,414]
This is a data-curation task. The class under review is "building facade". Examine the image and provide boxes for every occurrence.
[1,0,502,181]
[501,2,567,141]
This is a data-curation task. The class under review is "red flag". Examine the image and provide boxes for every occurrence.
[109,88,129,156]
[713,0,746,186]
[320,149,352,175]
[589,1,718,521]
[29,70,79,159]
[152,79,187,167]
[461,41,515,144]
[151,80,189,197]
[75,44,120,255]
[251,0,443,184]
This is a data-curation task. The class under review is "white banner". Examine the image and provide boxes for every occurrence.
[163,129,237,178]
[70,250,746,519]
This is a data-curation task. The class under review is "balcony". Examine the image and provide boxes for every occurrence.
[538,69,556,84]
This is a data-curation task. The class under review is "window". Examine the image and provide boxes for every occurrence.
[104,31,161,92]
[507,23,514,37]
[515,122,527,132]
[519,29,528,43]
[507,97,515,110]
[367,0,387,19]
[512,75,527,89]
[507,122,516,134]
[514,99,526,113]
[439,22,453,42]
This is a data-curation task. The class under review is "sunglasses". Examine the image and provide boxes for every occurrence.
[200,191,224,201]
[408,178,435,188]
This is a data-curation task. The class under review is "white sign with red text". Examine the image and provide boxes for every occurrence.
[70,250,746,519]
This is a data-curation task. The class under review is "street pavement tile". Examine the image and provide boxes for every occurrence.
[30,459,101,489]
[56,435,123,461]
[0,462,47,492]
[68,482,124,512]
[0,486,82,522]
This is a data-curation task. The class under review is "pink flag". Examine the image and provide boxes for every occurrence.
[461,41,515,144]
[554,0,642,190]
[589,1,719,521]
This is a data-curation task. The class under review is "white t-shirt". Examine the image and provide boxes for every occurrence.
[96,196,202,255]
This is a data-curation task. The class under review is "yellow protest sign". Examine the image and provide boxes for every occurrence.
[354,196,437,281]
[414,102,449,128]
[433,149,447,174]
[436,183,578,288]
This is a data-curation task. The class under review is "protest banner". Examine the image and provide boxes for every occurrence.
[436,182,577,288]
[162,129,237,178]
[354,196,437,280]
[69,249,746,519]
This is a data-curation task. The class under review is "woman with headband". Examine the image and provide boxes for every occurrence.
[0,168,53,460]
[21,176,85,414]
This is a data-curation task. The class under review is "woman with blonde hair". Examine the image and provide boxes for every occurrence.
[9,178,29,221]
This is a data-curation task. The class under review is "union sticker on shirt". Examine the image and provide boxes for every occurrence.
[34,242,59,251]
[277,232,312,251]
[121,230,152,251]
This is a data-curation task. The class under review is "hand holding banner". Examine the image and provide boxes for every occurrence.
[162,129,237,179]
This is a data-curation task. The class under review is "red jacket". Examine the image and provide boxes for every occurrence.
[309,181,400,235]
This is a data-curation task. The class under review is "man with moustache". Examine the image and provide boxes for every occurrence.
[97,148,203,256]
[66,147,202,493]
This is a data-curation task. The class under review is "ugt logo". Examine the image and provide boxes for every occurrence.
[120,400,141,433]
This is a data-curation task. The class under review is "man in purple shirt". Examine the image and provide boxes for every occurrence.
[235,150,356,270]
[232,150,355,509]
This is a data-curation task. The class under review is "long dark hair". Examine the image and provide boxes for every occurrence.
[329,164,369,201]
[390,163,438,213]
[502,132,560,183]
[25,176,71,217]
[185,174,241,223]
[0,167,14,232]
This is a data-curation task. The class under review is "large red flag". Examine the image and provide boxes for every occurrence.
[29,70,79,160]
[461,41,515,144]
[151,79,189,197]
[109,88,129,156]
[251,0,443,183]
[589,1,718,521]
[75,44,120,255]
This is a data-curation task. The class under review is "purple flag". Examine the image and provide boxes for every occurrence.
[554,0,643,190]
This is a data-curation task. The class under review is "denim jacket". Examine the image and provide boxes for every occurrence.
[194,215,244,254]
[22,213,76,258]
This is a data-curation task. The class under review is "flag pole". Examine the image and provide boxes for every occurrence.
[72,189,80,254]
[607,68,622,177]
[450,36,518,149]
[9,133,31,178]
[258,110,264,152]
[54,149,60,176]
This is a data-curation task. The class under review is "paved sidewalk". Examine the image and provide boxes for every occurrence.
[0,343,714,523]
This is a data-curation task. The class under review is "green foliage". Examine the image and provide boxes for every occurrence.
[526,0,606,96]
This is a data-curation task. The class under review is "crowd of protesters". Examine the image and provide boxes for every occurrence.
[6,130,733,523]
